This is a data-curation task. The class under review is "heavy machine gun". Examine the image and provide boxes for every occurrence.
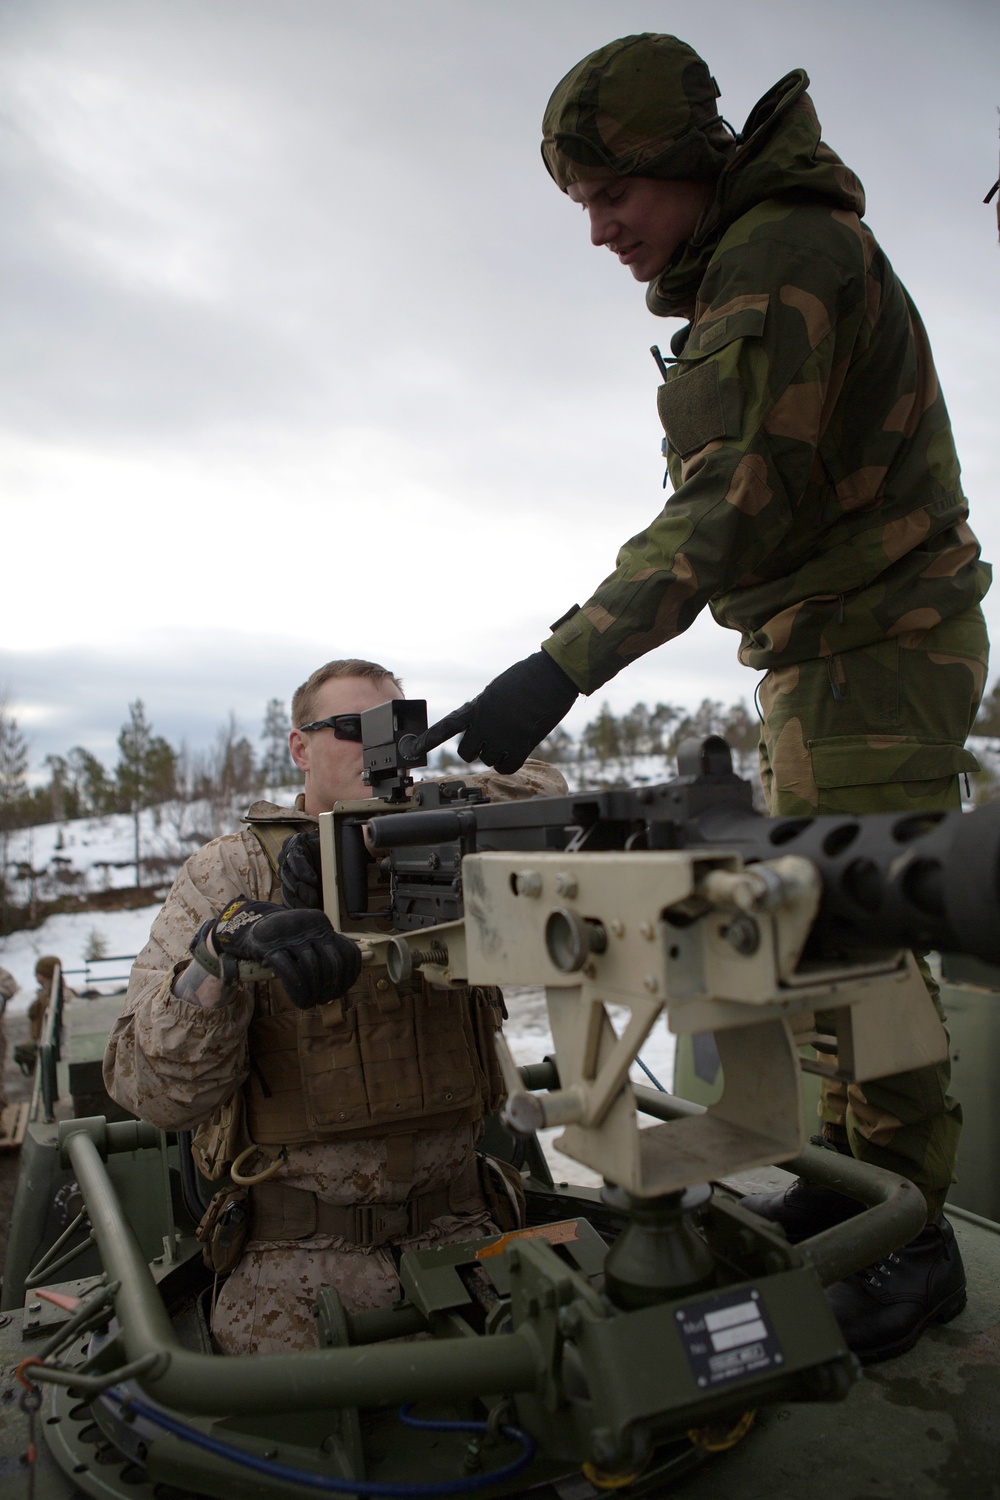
[320,698,1000,1199]
[6,696,1000,1496]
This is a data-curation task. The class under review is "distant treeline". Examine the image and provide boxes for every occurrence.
[5,673,1000,839]
[0,697,300,832]
[447,696,765,785]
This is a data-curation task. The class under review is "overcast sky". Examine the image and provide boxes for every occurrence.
[2,0,998,773]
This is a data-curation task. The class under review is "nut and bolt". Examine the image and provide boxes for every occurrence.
[723,913,760,956]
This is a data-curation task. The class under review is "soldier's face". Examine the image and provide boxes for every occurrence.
[289,674,404,813]
[567,176,713,282]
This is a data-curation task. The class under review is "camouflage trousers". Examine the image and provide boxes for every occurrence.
[757,608,988,1220]
[212,1209,495,1355]
[210,1123,495,1355]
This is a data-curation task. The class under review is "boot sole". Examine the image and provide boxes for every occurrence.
[855,1284,968,1365]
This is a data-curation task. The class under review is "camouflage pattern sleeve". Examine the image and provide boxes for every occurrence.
[103,832,270,1129]
[543,201,988,694]
[463,757,568,801]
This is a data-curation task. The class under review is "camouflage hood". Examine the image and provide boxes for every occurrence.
[541,34,735,187]
[647,68,866,315]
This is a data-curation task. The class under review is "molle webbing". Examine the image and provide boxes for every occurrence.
[244,969,505,1146]
[249,1157,483,1245]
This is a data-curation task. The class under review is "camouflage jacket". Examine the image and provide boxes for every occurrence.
[543,71,991,693]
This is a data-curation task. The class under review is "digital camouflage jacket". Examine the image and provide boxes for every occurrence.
[542,70,990,693]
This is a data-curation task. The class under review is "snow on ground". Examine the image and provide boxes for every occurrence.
[504,985,677,1188]
[1,787,300,905]
[0,904,162,1011]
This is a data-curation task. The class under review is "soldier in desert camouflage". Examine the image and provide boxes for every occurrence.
[445,34,988,1363]
[104,659,564,1354]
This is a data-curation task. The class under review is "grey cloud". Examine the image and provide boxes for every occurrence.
[1,0,998,765]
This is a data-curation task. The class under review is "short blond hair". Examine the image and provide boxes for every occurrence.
[292,659,403,728]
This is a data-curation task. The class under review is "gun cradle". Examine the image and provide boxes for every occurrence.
[458,849,947,1199]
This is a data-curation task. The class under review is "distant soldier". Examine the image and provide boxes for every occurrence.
[443,34,987,1362]
[14,955,74,1075]
[28,955,61,1042]
[0,965,17,1118]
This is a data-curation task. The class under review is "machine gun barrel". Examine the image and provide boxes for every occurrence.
[360,735,1000,964]
[687,797,1000,965]
[366,807,480,847]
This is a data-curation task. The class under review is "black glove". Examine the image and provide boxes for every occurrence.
[279,829,324,910]
[455,651,578,775]
[190,897,362,1010]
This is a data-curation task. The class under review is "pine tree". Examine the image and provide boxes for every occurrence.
[67,746,115,816]
[0,699,29,833]
[581,703,622,778]
[0,697,28,925]
[534,726,574,764]
[43,754,73,823]
[261,698,296,791]
[976,680,1000,738]
[115,700,176,885]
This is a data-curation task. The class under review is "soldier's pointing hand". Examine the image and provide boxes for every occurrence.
[453,651,579,775]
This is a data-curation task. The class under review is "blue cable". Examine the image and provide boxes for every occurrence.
[104,1389,536,1497]
[635,1055,667,1092]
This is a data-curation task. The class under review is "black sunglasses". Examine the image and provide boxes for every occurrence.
[298,713,363,741]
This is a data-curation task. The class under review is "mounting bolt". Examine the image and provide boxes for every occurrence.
[723,913,760,956]
[639,921,655,941]
[514,871,542,898]
[609,918,625,938]
[643,974,659,993]
[554,874,578,899]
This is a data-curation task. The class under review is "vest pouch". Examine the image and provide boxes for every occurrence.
[196,1186,250,1274]
[299,990,371,1131]
[246,1011,318,1144]
[414,985,482,1115]
[192,1090,248,1180]
[356,980,423,1126]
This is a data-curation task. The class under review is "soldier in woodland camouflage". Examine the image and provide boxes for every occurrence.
[448,34,986,1363]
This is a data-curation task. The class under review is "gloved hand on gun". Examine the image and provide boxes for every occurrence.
[190,896,361,1010]
[411,650,579,776]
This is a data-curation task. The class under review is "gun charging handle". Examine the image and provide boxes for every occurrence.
[385,936,450,984]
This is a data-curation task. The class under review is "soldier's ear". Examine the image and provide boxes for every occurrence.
[288,728,310,773]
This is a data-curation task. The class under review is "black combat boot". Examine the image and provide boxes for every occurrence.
[739,1136,862,1244]
[824,1216,967,1363]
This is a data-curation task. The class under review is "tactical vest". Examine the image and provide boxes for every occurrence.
[241,809,506,1149]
